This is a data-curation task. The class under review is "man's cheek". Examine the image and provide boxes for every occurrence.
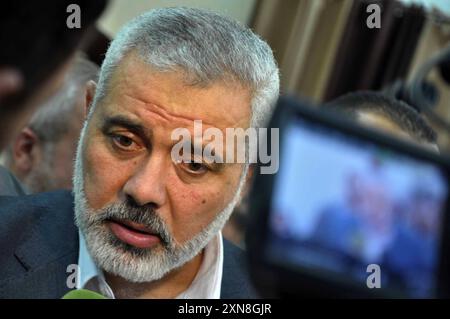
[171,187,225,242]
[83,143,125,209]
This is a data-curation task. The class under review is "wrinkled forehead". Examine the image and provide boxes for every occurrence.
[95,51,253,131]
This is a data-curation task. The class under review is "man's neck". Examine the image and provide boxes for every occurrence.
[104,249,204,299]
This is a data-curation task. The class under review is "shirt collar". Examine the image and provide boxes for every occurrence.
[177,232,223,299]
[77,230,115,298]
[76,229,223,299]
[76,229,99,289]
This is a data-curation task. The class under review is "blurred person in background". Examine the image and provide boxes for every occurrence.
[324,91,439,152]
[0,1,107,151]
[2,55,99,194]
[0,1,106,196]
[383,186,445,296]
[312,170,395,264]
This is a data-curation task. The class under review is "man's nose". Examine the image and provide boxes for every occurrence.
[123,154,168,208]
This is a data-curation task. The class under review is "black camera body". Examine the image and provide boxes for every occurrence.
[247,96,450,298]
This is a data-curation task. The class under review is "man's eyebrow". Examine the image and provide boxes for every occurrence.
[101,115,152,144]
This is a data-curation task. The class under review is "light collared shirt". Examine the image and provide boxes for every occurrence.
[76,229,223,299]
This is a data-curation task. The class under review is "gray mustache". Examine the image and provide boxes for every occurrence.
[89,202,173,247]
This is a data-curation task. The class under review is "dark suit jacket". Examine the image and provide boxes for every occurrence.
[0,190,257,298]
[0,165,28,196]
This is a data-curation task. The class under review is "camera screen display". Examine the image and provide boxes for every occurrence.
[267,117,448,298]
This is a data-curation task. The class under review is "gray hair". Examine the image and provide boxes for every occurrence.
[93,7,280,128]
[29,54,99,143]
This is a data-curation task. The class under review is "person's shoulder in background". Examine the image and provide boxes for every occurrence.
[0,165,28,196]
[0,190,78,298]
[0,190,75,276]
[0,189,74,243]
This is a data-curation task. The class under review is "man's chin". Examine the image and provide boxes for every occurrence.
[89,234,172,282]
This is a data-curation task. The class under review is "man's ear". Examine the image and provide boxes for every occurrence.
[0,68,23,104]
[84,80,97,119]
[12,127,38,177]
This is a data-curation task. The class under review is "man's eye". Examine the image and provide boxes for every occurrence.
[184,162,208,174]
[111,134,139,151]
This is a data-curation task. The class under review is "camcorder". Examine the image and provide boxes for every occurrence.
[247,97,450,298]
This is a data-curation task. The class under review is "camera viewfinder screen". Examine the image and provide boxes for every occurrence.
[267,117,448,298]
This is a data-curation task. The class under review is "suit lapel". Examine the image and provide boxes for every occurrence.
[14,201,79,271]
[3,191,79,298]
[221,239,259,298]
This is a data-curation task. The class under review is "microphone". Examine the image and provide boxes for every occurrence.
[62,289,107,299]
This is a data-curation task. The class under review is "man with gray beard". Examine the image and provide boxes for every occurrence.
[2,55,99,194]
[0,8,279,299]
